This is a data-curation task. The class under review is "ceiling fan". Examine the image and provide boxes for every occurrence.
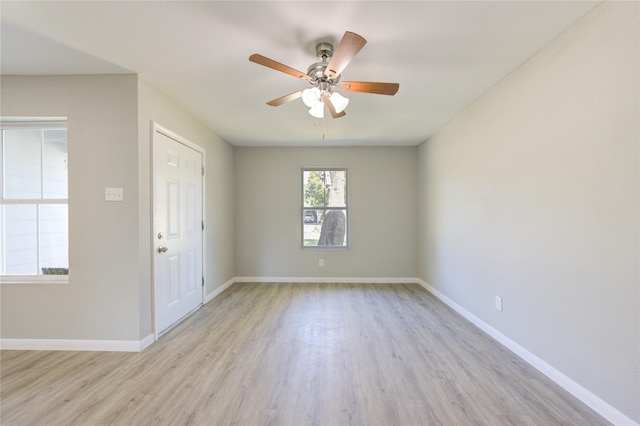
[249,31,399,119]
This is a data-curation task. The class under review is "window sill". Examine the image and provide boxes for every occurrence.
[302,246,350,250]
[1,275,69,285]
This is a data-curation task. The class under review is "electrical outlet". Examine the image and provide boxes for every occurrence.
[105,187,124,201]
[495,296,503,312]
[319,259,324,267]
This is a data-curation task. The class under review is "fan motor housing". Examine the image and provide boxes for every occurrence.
[307,63,341,84]
[308,42,340,83]
[307,62,327,79]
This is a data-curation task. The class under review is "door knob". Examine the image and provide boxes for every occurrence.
[158,246,169,253]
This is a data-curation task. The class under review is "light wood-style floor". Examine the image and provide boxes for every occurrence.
[1,283,608,425]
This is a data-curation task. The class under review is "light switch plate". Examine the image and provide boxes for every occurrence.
[105,187,124,201]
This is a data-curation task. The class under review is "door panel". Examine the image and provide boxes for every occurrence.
[153,129,203,336]
[186,183,197,232]
[167,180,180,239]
[187,249,196,293]
[168,254,180,305]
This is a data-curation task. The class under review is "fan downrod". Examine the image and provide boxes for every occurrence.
[315,42,333,60]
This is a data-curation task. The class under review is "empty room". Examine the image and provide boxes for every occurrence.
[1,1,638,425]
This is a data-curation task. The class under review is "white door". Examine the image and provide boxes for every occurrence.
[153,127,203,336]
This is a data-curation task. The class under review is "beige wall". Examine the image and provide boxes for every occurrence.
[234,147,418,279]
[0,75,235,342]
[417,2,639,422]
[1,75,141,340]
[137,78,235,336]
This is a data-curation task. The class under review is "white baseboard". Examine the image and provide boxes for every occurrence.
[0,277,233,353]
[139,333,155,351]
[234,276,421,284]
[204,278,235,303]
[1,334,155,352]
[416,279,638,426]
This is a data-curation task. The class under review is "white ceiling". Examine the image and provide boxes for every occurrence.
[1,1,599,147]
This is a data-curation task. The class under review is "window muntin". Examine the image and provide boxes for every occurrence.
[302,169,348,248]
[1,119,69,281]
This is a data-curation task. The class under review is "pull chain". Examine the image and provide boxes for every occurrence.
[322,116,325,140]
[313,116,326,140]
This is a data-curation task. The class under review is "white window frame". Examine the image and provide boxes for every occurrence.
[1,117,69,284]
[301,167,349,249]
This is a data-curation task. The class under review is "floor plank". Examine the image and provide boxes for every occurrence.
[1,283,609,425]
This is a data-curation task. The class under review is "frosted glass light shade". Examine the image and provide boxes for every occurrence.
[329,92,349,113]
[309,101,325,118]
[302,87,321,107]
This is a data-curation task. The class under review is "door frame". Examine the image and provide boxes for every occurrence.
[151,121,206,341]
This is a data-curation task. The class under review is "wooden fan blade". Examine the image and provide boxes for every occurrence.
[339,81,399,96]
[267,90,304,106]
[249,54,312,81]
[324,31,367,79]
[323,94,346,119]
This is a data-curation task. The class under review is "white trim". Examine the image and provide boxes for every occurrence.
[0,117,67,128]
[233,276,421,284]
[1,275,68,284]
[139,333,155,351]
[204,278,235,304]
[416,279,638,426]
[0,335,155,352]
[152,122,203,153]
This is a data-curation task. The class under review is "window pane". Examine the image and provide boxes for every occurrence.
[303,170,327,208]
[318,209,347,246]
[303,209,322,246]
[3,129,42,199]
[325,170,346,207]
[1,204,38,274]
[303,209,347,247]
[43,129,68,199]
[39,204,68,271]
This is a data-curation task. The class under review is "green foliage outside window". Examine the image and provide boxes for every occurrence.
[304,170,326,207]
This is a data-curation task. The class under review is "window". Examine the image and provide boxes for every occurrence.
[302,168,348,248]
[1,118,69,282]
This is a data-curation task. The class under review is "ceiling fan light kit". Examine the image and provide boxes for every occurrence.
[249,31,399,120]
[302,87,321,107]
[329,92,349,113]
[309,101,325,119]
[302,88,349,117]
